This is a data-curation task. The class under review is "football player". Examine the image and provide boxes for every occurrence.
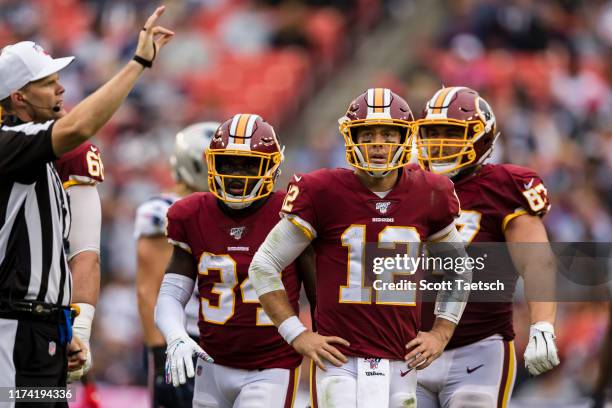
[0,50,103,384]
[135,122,219,408]
[155,114,312,408]
[415,86,559,407]
[248,88,472,407]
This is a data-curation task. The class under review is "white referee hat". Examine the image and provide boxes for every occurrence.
[0,41,74,100]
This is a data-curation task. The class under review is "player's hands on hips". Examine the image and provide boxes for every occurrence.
[165,333,213,387]
[135,6,175,62]
[405,330,449,370]
[66,336,88,382]
[292,330,349,371]
[524,321,559,376]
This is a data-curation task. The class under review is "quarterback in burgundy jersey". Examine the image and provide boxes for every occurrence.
[155,114,306,408]
[416,86,559,408]
[249,88,472,408]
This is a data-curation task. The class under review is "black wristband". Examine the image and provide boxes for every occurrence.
[132,55,152,68]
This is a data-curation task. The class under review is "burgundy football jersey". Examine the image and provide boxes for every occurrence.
[281,167,460,360]
[166,191,302,370]
[54,142,104,188]
[421,163,550,349]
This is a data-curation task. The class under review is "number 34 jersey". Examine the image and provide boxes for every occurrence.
[281,167,460,360]
[166,191,302,370]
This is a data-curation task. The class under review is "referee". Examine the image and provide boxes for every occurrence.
[0,6,173,407]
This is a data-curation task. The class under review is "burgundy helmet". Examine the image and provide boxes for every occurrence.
[416,86,499,177]
[338,88,415,176]
[206,114,283,208]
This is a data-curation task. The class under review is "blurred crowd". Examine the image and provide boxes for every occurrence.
[1,0,610,404]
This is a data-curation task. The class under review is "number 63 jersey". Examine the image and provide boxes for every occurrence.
[165,191,303,370]
[281,167,460,360]
[421,163,551,349]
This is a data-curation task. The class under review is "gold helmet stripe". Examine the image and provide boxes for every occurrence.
[373,88,384,113]
[236,113,252,144]
[430,87,452,114]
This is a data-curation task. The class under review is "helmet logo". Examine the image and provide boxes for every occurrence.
[213,128,223,142]
[260,136,276,146]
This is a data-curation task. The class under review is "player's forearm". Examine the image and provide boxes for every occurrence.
[430,317,456,344]
[514,249,556,324]
[52,61,144,155]
[520,254,556,324]
[527,301,556,325]
[70,252,100,305]
[258,290,298,327]
[506,214,557,321]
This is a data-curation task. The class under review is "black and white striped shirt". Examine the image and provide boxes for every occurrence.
[0,120,71,306]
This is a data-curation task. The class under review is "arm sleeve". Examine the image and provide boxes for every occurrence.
[249,217,312,297]
[66,184,101,260]
[154,273,195,340]
[0,121,56,176]
[426,225,472,324]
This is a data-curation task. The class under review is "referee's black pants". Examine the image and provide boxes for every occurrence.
[0,318,68,408]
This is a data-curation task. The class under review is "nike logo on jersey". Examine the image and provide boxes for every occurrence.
[293,175,302,182]
[466,364,484,374]
[523,178,534,190]
[400,368,413,377]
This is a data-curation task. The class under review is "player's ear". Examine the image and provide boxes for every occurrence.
[10,91,26,108]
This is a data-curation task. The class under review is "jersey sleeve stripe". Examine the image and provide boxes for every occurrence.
[168,238,192,254]
[501,208,528,232]
[284,214,316,240]
[63,179,96,189]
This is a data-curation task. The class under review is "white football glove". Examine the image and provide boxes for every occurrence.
[524,321,560,376]
[67,303,94,383]
[165,332,213,387]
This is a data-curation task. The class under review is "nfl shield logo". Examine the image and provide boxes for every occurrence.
[197,365,202,376]
[365,358,381,369]
[375,202,391,214]
[230,227,246,240]
[48,341,56,356]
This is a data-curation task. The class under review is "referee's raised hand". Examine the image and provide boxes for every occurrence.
[134,6,175,65]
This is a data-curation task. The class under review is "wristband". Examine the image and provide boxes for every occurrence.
[278,316,306,345]
[132,55,152,68]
